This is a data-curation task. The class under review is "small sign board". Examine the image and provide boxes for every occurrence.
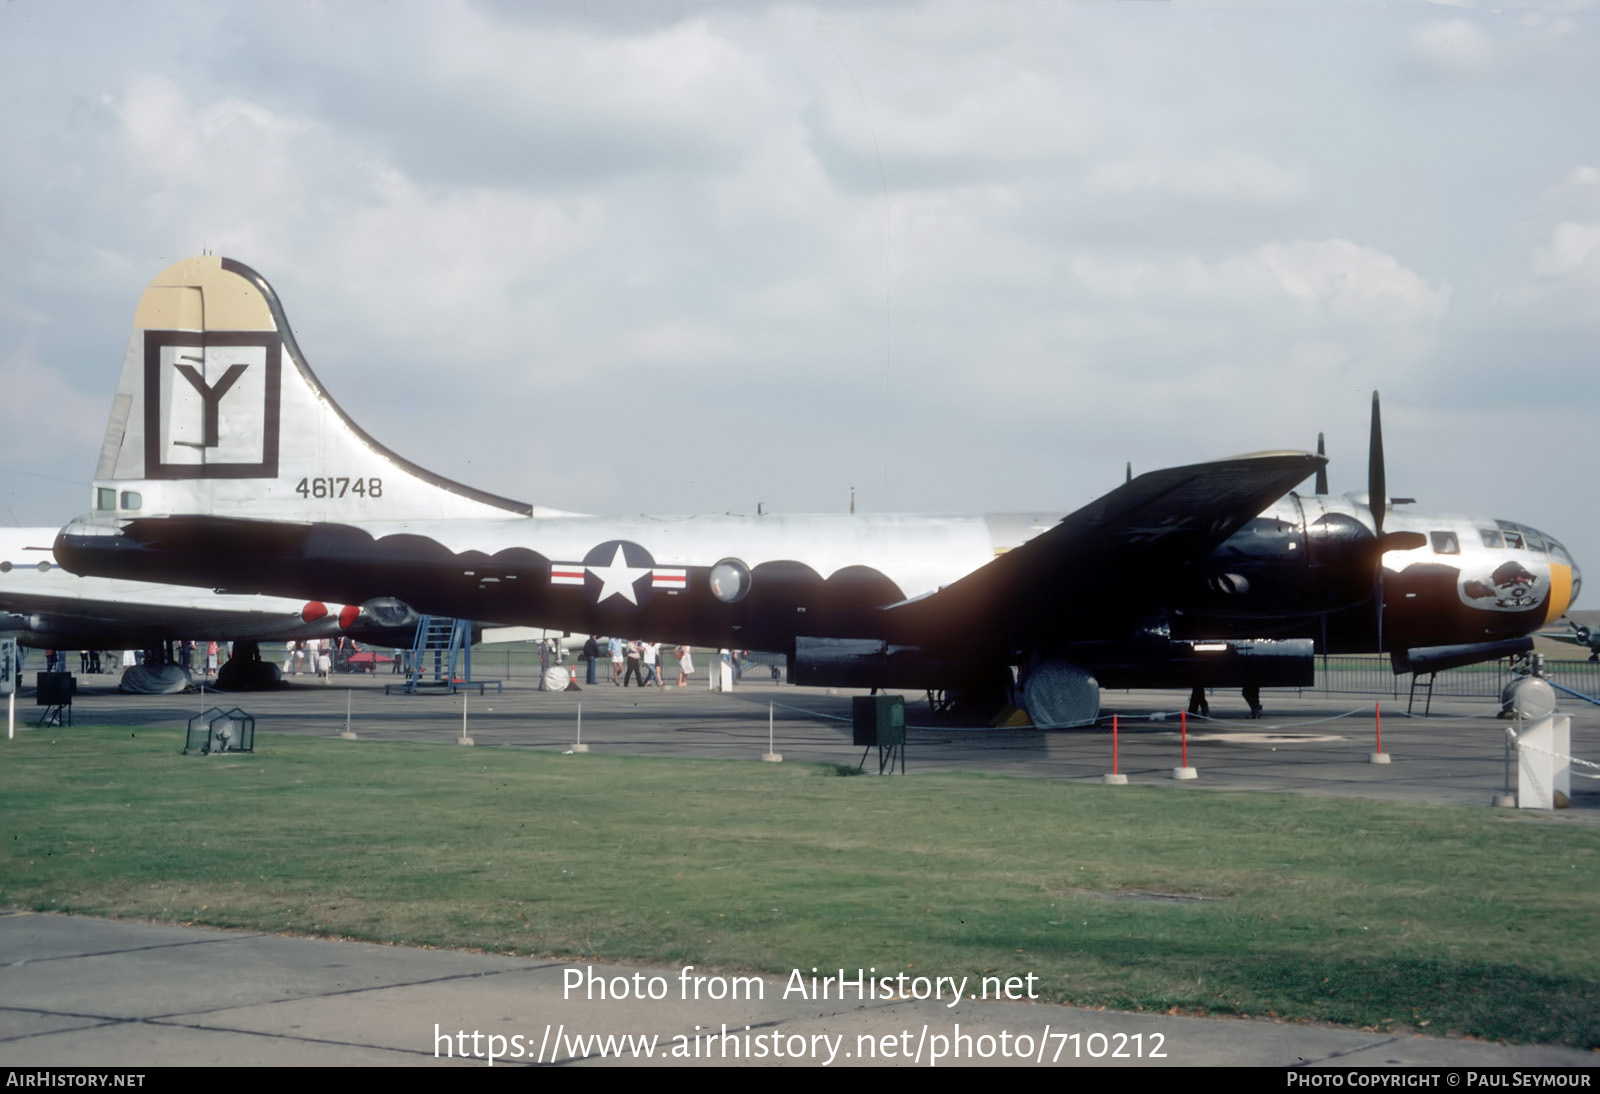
[0,638,16,696]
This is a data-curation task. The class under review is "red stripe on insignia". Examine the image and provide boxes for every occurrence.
[652,569,686,588]
[551,565,585,585]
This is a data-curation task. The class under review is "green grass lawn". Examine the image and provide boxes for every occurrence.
[3,727,1598,1046]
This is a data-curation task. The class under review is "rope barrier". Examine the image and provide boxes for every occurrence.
[765,694,1600,780]
[1504,723,1600,777]
[764,699,1498,735]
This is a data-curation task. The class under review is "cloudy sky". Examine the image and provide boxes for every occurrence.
[2,0,1596,585]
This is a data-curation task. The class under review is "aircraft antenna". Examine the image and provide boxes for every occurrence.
[850,487,855,516]
[1315,434,1328,495]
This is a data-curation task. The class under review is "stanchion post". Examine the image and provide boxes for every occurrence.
[1369,700,1390,764]
[762,700,782,762]
[572,700,588,752]
[1172,708,1197,780]
[1103,713,1128,785]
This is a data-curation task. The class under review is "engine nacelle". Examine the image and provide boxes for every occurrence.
[791,636,981,689]
[1086,637,1315,689]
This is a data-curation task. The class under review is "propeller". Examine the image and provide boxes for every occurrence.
[1311,394,1425,653]
[1368,392,1386,536]
[1363,392,1425,651]
[1369,392,1390,650]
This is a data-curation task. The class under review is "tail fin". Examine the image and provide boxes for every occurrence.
[88,255,531,523]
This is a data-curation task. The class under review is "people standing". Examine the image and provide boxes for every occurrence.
[582,636,600,685]
[609,635,624,685]
[642,641,663,687]
[623,640,645,687]
[676,645,695,687]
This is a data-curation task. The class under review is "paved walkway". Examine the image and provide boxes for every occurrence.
[2,913,1594,1067]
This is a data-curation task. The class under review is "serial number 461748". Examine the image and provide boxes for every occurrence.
[294,477,383,499]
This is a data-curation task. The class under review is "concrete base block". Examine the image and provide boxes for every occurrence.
[455,737,474,746]
[570,743,589,753]
[1102,773,1128,785]
[339,731,358,740]
[1171,766,1197,780]
[1492,793,1517,808]
[1369,752,1390,764]
[762,752,783,763]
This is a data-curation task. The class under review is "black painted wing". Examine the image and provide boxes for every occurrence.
[879,451,1325,649]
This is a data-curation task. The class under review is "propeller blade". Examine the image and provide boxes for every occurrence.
[1368,392,1388,649]
[1368,391,1386,536]
[1315,433,1328,495]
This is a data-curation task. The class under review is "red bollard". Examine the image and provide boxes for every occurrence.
[1103,712,1128,785]
[1173,708,1197,780]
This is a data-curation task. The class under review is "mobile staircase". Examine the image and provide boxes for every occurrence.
[386,616,500,695]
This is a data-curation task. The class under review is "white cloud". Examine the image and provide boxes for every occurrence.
[1255,239,1452,326]
[1410,19,1496,73]
[1532,221,1600,278]
[1084,149,1309,205]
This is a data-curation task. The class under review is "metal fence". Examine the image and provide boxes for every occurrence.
[1267,656,1600,704]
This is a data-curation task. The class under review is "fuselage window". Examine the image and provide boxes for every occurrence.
[96,487,116,511]
[1504,530,1524,550]
[1480,529,1503,548]
[36,561,51,573]
[0,561,10,573]
[1521,528,1547,553]
[121,491,142,511]
[1430,531,1460,555]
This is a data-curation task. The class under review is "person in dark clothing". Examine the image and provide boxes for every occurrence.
[583,636,600,685]
[623,640,645,687]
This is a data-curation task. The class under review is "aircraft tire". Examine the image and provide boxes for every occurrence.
[119,663,194,695]
[214,656,283,692]
[1022,659,1100,728]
